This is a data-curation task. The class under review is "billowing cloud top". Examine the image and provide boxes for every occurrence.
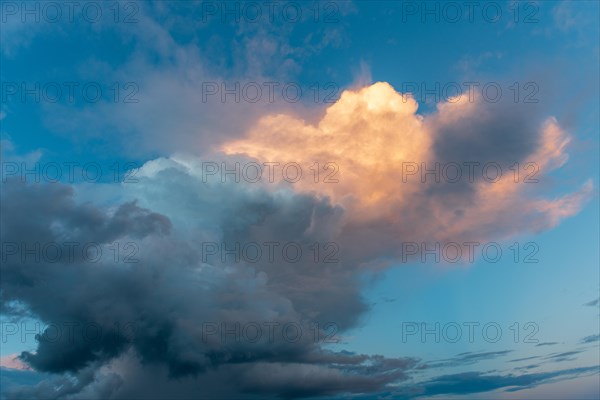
[224,82,591,248]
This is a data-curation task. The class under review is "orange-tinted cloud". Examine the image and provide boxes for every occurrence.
[223,82,592,253]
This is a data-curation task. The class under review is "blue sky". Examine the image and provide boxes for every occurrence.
[1,1,599,399]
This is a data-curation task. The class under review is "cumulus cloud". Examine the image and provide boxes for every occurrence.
[1,82,593,398]
[224,82,592,258]
[1,165,415,398]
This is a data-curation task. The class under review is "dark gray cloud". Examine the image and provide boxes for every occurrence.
[5,353,419,400]
[0,172,419,399]
[4,366,122,400]
[424,96,544,201]
[429,100,543,166]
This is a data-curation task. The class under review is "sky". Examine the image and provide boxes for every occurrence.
[0,0,599,399]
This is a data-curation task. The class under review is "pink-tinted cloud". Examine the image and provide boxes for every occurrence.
[0,354,31,371]
[223,82,592,257]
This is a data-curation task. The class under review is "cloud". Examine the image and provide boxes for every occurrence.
[0,355,31,371]
[544,351,582,363]
[427,350,513,369]
[410,366,600,397]
[4,365,123,400]
[1,165,416,398]
[510,356,540,363]
[223,82,592,258]
[0,368,49,398]
[581,335,600,344]
[552,1,599,37]
[1,82,594,398]
[584,298,599,307]
[32,1,351,157]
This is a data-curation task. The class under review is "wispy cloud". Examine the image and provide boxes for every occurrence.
[581,334,600,344]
